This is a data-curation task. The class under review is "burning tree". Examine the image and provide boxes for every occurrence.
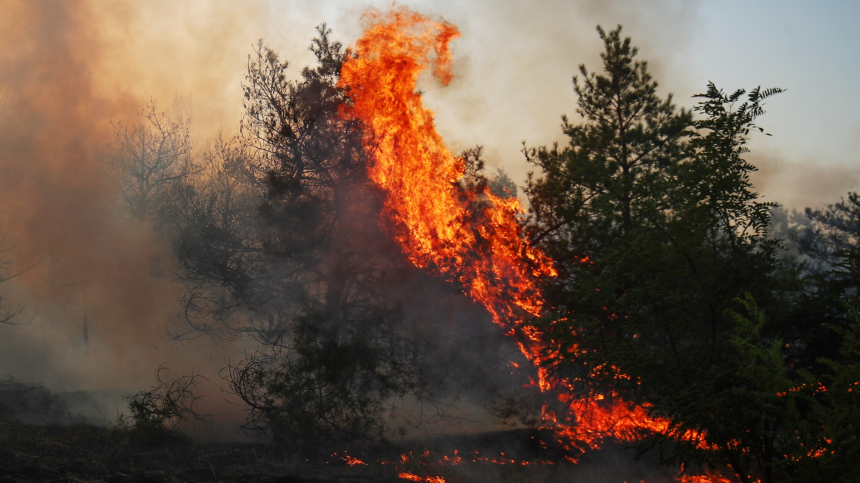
[164,27,495,452]
[336,7,701,469]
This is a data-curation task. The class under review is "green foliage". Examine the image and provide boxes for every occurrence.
[524,24,860,480]
[719,295,860,483]
[524,24,802,482]
[681,83,781,245]
[525,24,779,396]
[523,24,693,397]
[525,25,690,255]
[724,295,800,482]
[802,312,860,481]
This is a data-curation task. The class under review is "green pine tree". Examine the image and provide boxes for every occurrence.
[525,25,790,482]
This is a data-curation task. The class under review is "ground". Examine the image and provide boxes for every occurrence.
[0,418,682,483]
[0,382,677,482]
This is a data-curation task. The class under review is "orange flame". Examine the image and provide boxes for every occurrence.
[343,455,366,466]
[680,475,734,483]
[679,465,754,483]
[398,472,447,483]
[338,7,554,336]
[339,4,711,465]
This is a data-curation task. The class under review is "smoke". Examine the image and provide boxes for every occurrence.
[0,0,279,424]
[749,152,860,210]
[328,0,852,211]
[175,0,700,191]
[0,0,532,433]
[398,0,701,185]
[0,1,157,383]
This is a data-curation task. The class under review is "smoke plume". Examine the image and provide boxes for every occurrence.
[0,1,274,421]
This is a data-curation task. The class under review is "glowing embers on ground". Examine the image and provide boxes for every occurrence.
[394,449,557,467]
[398,473,447,483]
[329,449,558,483]
[338,6,726,483]
[340,454,367,466]
[327,448,741,482]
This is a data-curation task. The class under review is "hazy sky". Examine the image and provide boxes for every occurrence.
[244,0,858,209]
[687,1,860,209]
[692,0,860,164]
[70,0,857,209]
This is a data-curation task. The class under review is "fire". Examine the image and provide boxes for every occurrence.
[338,7,554,336]
[679,466,758,483]
[339,4,718,477]
[342,455,366,466]
[329,452,367,466]
[680,475,734,483]
[398,450,556,467]
[332,449,735,482]
[398,473,447,483]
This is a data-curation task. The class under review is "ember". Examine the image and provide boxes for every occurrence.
[398,473,447,483]
[339,454,366,466]
[681,476,734,483]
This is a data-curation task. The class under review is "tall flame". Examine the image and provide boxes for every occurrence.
[338,7,554,334]
[339,7,724,482]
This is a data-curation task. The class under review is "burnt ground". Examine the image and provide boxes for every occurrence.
[0,381,386,482]
[0,383,679,482]
[0,420,681,483]
[0,418,387,482]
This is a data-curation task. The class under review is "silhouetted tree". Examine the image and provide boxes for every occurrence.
[794,193,860,296]
[0,231,25,325]
[106,99,195,222]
